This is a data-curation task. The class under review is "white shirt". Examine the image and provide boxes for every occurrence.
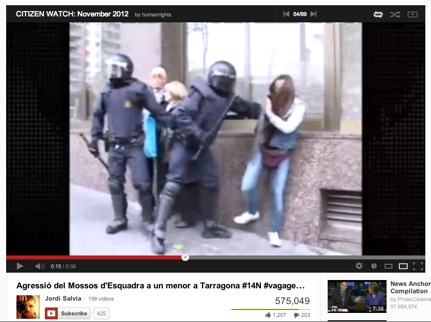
[152,87,165,104]
[265,97,307,134]
[143,87,165,118]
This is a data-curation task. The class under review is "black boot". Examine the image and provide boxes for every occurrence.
[174,217,196,228]
[106,193,128,234]
[175,219,195,228]
[151,182,182,254]
[202,220,231,239]
[200,188,231,239]
[175,184,198,228]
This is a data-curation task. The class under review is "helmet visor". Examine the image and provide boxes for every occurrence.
[105,60,128,79]
[211,70,236,79]
[210,75,236,94]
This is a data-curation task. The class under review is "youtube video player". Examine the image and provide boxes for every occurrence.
[3,2,427,321]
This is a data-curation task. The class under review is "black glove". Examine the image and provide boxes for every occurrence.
[234,96,262,119]
[88,139,99,157]
[233,96,244,105]
[198,131,212,147]
[168,116,178,130]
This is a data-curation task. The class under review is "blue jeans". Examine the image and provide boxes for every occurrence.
[241,149,291,233]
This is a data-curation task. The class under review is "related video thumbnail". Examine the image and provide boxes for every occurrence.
[16,295,40,319]
[328,280,387,313]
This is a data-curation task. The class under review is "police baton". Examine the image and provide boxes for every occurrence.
[191,145,204,161]
[79,133,109,171]
[191,95,237,161]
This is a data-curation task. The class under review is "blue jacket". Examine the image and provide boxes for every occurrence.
[143,111,158,158]
[268,128,300,151]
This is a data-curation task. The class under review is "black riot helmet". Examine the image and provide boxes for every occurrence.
[105,53,134,82]
[207,61,237,94]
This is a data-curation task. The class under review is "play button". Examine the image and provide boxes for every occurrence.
[17,262,24,270]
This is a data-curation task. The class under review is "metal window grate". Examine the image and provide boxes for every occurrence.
[324,190,362,223]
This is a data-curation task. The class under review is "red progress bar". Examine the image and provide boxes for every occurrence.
[6,255,182,260]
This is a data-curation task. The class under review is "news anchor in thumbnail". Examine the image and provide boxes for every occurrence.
[365,282,386,311]
[329,282,362,310]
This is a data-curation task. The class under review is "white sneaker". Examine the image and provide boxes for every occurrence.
[268,232,282,247]
[233,212,260,225]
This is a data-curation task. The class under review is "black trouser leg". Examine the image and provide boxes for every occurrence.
[106,148,128,234]
[134,182,154,224]
[106,179,128,234]
[200,187,231,239]
[175,182,199,228]
[128,147,154,224]
[151,181,182,254]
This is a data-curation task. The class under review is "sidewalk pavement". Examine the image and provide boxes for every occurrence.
[70,184,346,256]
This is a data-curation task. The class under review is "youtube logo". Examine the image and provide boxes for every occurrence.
[45,307,58,319]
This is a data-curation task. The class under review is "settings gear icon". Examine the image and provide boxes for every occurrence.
[355,262,363,270]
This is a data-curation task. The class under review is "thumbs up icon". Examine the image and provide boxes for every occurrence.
[265,312,271,318]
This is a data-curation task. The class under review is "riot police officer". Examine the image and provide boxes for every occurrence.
[151,60,261,254]
[88,54,174,234]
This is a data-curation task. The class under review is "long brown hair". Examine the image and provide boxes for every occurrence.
[369,282,380,295]
[264,75,296,144]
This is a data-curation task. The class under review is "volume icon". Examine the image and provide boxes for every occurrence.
[35,263,45,270]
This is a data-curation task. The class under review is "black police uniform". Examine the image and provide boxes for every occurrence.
[162,101,201,229]
[89,54,173,234]
[151,61,261,254]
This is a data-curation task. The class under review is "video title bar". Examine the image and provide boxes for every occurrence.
[7,5,425,23]
[7,259,425,273]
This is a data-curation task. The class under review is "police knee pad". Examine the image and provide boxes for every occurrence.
[163,181,182,198]
[133,181,152,194]
[108,179,123,195]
